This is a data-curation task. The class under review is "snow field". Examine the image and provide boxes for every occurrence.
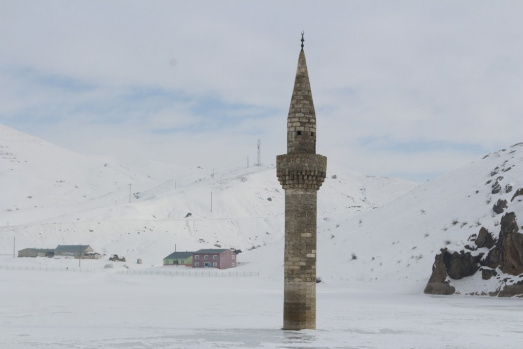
[1,264,522,349]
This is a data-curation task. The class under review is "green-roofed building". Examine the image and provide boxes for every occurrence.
[163,251,194,266]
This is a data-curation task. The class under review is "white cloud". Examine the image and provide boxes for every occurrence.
[1,1,522,180]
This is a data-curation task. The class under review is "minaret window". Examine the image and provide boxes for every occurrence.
[297,131,302,135]
[311,132,314,136]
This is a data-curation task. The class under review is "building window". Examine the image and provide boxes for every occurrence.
[213,255,217,259]
[213,262,217,267]
[195,255,200,259]
[204,255,209,260]
[311,132,314,136]
[195,262,199,267]
[297,131,302,135]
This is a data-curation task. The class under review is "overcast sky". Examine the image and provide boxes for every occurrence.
[1,1,522,181]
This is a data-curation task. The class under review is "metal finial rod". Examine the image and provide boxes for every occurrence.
[301,31,304,50]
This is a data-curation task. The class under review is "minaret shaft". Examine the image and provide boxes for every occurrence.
[276,35,326,330]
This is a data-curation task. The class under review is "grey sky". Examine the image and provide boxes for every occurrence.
[1,1,522,181]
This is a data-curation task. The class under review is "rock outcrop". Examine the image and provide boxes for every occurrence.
[475,227,496,249]
[492,199,508,215]
[425,212,523,297]
[424,252,456,295]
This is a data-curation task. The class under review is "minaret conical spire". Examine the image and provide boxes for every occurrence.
[287,33,316,154]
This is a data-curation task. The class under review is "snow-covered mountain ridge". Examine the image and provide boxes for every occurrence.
[0,123,417,267]
[2,123,523,295]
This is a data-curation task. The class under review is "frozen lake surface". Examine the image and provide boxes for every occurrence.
[1,264,522,349]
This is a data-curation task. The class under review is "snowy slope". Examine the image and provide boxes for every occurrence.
[0,124,164,225]
[3,123,522,295]
[0,124,418,267]
[317,142,523,292]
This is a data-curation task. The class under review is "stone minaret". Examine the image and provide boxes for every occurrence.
[276,33,327,330]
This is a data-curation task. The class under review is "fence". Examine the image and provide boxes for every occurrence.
[116,269,259,278]
[0,265,95,273]
[0,265,259,277]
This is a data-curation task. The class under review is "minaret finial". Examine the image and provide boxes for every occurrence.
[301,31,305,50]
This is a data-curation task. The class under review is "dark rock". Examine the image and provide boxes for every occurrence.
[493,199,508,214]
[498,282,523,297]
[491,183,502,194]
[424,253,455,295]
[498,212,523,275]
[443,250,481,279]
[491,176,504,194]
[475,227,496,249]
[505,184,513,193]
[490,167,499,176]
[502,166,512,172]
[484,246,502,269]
[480,267,497,280]
[511,188,523,202]
[424,282,455,295]
[425,212,523,297]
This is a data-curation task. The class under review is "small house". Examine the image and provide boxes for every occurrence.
[192,249,237,269]
[163,251,194,266]
[54,245,94,258]
[18,248,55,258]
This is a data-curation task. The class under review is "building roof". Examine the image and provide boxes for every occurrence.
[55,245,91,252]
[164,251,194,260]
[19,248,55,253]
[195,249,230,254]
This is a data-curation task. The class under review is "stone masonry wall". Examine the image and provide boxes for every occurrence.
[283,188,318,329]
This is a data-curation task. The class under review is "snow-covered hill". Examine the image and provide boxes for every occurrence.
[2,123,522,295]
[317,142,523,293]
[0,124,418,268]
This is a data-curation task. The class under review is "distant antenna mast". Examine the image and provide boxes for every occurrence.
[257,139,261,166]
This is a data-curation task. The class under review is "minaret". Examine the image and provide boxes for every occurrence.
[276,33,327,330]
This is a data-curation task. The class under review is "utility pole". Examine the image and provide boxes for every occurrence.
[257,139,261,166]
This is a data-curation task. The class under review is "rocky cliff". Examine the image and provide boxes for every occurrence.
[425,151,523,296]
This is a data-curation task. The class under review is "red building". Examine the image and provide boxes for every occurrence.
[192,249,237,269]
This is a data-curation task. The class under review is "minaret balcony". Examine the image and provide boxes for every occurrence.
[276,153,327,190]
